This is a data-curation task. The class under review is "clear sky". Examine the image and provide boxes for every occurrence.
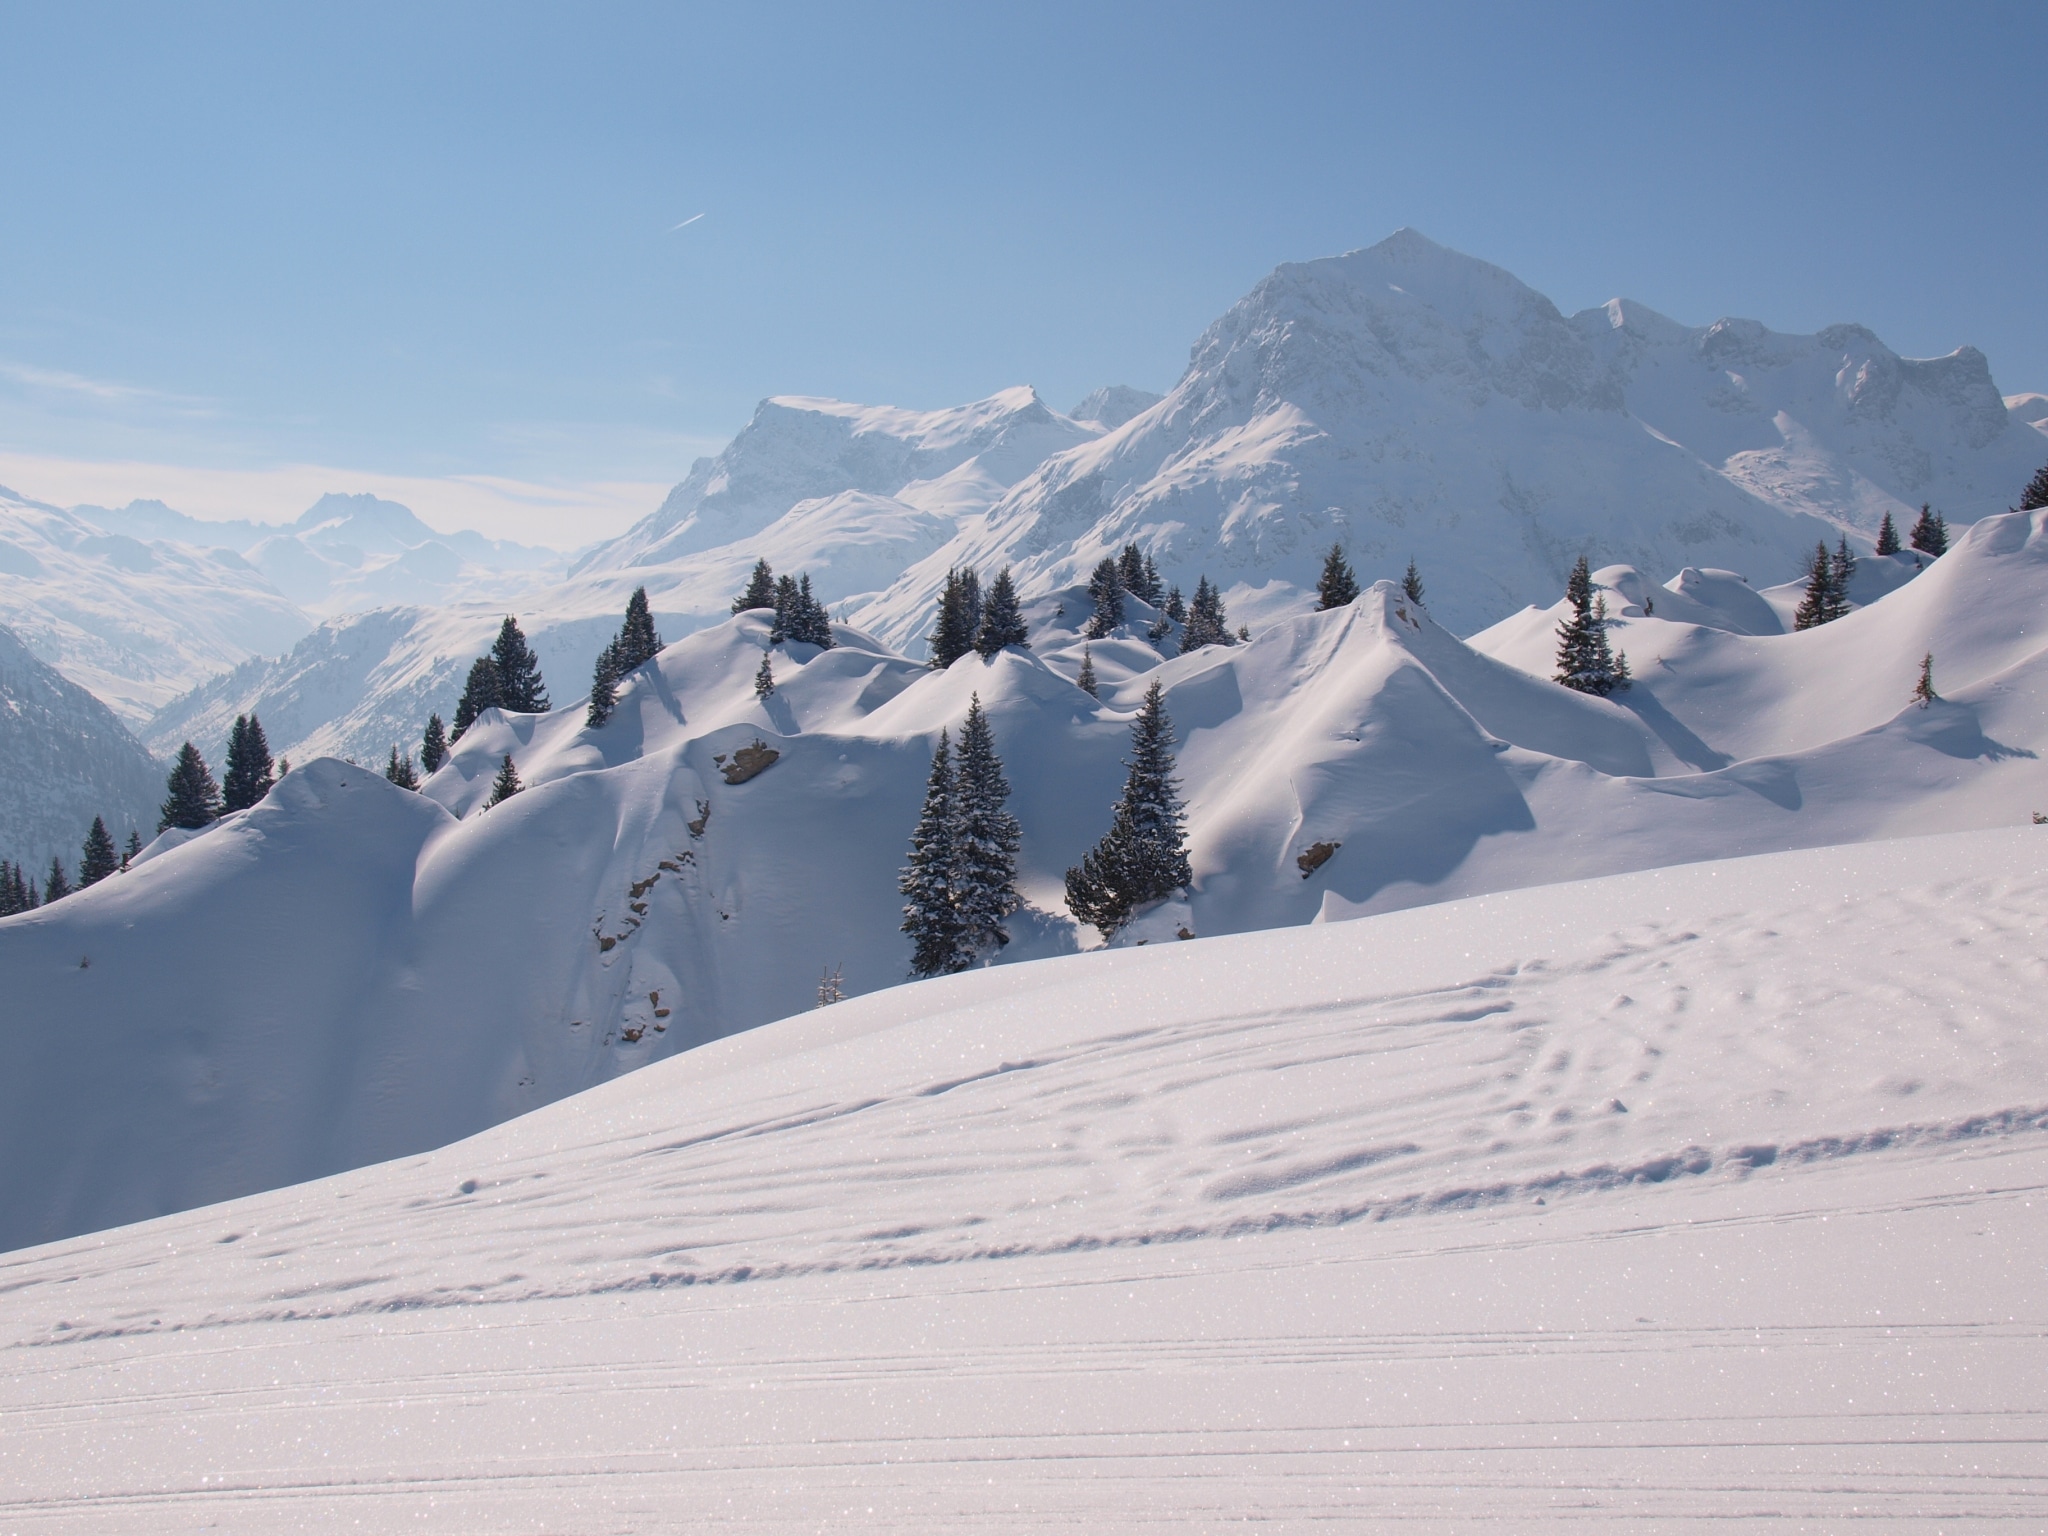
[2,1,2043,545]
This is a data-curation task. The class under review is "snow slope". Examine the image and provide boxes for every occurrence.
[0,487,311,724]
[2,830,2044,1530]
[7,511,2047,1250]
[0,623,162,876]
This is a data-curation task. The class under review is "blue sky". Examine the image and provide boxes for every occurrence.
[1,1,2043,544]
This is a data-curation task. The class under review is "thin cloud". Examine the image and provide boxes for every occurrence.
[667,212,706,233]
[0,359,213,412]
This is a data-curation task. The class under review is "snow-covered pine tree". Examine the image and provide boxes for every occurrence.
[794,574,835,648]
[220,714,274,813]
[1909,504,1948,556]
[485,753,523,807]
[1164,585,1185,622]
[1402,559,1425,605]
[1874,511,1902,556]
[973,567,1029,656]
[1084,558,1125,638]
[899,728,967,977]
[79,817,117,887]
[420,713,449,773]
[451,655,502,741]
[1553,556,1621,692]
[1181,576,1233,649]
[1316,544,1360,610]
[1063,679,1192,938]
[769,574,799,643]
[733,558,776,613]
[754,652,775,699]
[2021,463,2048,513]
[586,643,620,727]
[1140,554,1164,607]
[951,693,1022,961]
[385,747,420,789]
[159,742,221,832]
[1913,652,1938,707]
[1792,541,1835,631]
[1076,645,1098,697]
[927,568,979,669]
[491,616,548,712]
[44,856,70,903]
[1826,537,1856,622]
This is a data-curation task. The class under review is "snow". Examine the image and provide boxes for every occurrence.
[2,829,2044,1529]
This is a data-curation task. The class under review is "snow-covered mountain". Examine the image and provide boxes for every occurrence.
[0,623,162,877]
[4,828,2044,1529]
[0,487,312,725]
[7,507,2047,1250]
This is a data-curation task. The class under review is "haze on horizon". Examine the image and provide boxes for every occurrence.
[1,0,2043,546]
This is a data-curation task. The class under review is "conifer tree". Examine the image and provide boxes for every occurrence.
[2022,463,2048,513]
[615,586,662,672]
[79,817,117,887]
[973,567,1030,655]
[951,694,1022,961]
[1141,554,1164,607]
[44,856,71,903]
[1792,541,1835,631]
[451,656,502,741]
[1164,585,1185,622]
[1316,544,1360,610]
[1874,510,1902,556]
[1084,558,1125,638]
[733,558,776,613]
[794,574,835,648]
[420,713,449,773]
[899,729,967,977]
[1076,645,1098,697]
[159,742,222,832]
[1826,536,1857,622]
[586,644,620,727]
[1912,652,1938,708]
[1064,679,1192,937]
[1117,544,1163,605]
[1909,504,1948,556]
[385,747,420,789]
[1181,576,1233,649]
[485,754,523,807]
[927,568,980,669]
[490,616,548,713]
[1553,556,1621,692]
[122,830,142,870]
[770,573,800,642]
[1402,559,1425,605]
[754,652,775,700]
[220,713,274,813]
[0,861,23,915]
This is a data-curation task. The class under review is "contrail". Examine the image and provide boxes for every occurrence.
[668,213,706,233]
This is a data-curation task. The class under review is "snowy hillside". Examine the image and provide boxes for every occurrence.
[0,624,161,877]
[0,487,311,724]
[2,830,2044,1529]
[6,509,2047,1250]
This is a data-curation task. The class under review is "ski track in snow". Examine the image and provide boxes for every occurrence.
[2,830,2046,1530]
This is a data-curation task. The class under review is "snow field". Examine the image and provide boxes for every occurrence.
[1,829,2044,1530]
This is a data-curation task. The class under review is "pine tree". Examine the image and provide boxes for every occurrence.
[1553,556,1621,692]
[451,655,502,741]
[1792,541,1834,631]
[485,754,523,807]
[928,568,980,669]
[794,574,835,648]
[0,861,21,915]
[1084,558,1125,638]
[122,830,142,870]
[1076,645,1098,697]
[1064,679,1192,937]
[586,643,620,727]
[770,573,800,642]
[1140,554,1164,607]
[1874,510,1902,556]
[951,694,1022,961]
[899,729,967,977]
[1117,544,1163,605]
[385,747,420,789]
[220,713,274,813]
[491,616,548,712]
[1181,576,1233,649]
[44,856,71,903]
[1164,585,1185,622]
[1909,504,1948,557]
[733,558,776,613]
[1316,544,1360,610]
[1402,559,1425,605]
[420,713,449,773]
[159,742,221,832]
[754,652,775,699]
[1912,652,1938,708]
[1826,537,1857,622]
[79,817,117,887]
[2021,463,2048,513]
[615,586,662,672]
[973,567,1030,655]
